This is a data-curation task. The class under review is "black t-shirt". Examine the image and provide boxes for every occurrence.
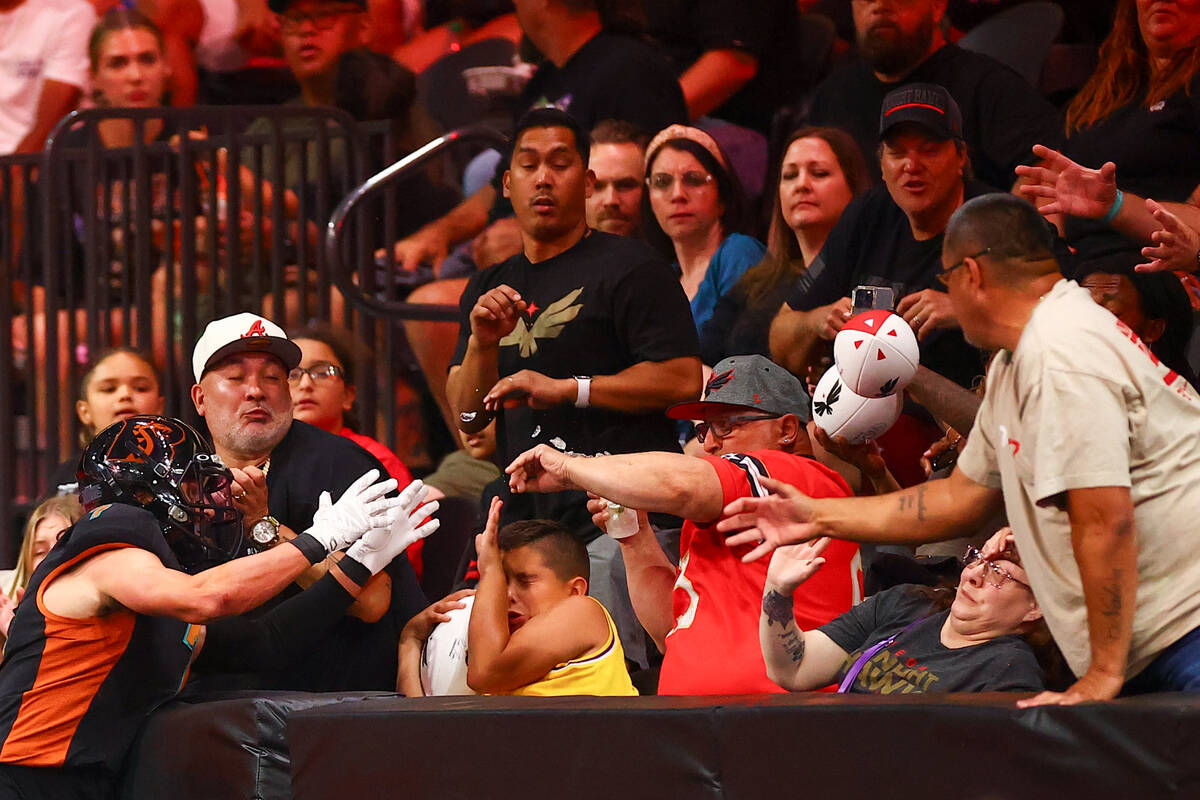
[784,182,991,387]
[646,0,800,133]
[451,231,699,541]
[1061,75,1200,258]
[806,43,1060,189]
[210,420,426,692]
[819,585,1044,694]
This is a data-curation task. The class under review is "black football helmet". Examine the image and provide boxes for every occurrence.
[78,415,244,573]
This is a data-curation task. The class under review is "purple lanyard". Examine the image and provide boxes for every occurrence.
[837,618,924,693]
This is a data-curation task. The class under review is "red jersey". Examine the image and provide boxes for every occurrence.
[658,451,862,696]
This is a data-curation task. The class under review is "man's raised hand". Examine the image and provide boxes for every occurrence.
[305,469,400,553]
[344,480,440,576]
[469,284,527,348]
[506,445,580,494]
[717,476,822,562]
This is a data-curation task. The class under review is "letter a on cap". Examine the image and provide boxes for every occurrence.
[242,320,268,338]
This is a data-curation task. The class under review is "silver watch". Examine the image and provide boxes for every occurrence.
[250,515,282,549]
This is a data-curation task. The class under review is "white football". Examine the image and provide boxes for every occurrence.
[811,366,903,445]
[419,595,476,697]
[833,310,919,397]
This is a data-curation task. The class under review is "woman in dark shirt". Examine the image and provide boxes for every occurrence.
[699,126,869,365]
[760,535,1054,694]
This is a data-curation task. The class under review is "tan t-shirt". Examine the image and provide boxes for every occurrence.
[958,279,1200,679]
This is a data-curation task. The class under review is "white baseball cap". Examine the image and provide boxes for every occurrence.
[191,312,302,383]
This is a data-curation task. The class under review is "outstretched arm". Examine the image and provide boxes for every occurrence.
[1016,144,1200,244]
[759,539,850,691]
[507,445,726,523]
[718,468,1004,562]
[588,500,677,651]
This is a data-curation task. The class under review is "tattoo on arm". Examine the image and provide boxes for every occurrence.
[779,629,806,663]
[898,486,928,521]
[763,590,794,628]
[1100,567,1125,641]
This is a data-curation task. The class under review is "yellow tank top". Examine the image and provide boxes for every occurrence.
[509,598,638,697]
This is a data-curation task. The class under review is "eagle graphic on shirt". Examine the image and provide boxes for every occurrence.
[499,287,584,357]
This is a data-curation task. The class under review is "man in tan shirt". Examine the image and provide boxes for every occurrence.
[719,193,1200,705]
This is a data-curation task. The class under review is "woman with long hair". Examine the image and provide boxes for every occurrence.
[1018,0,1200,259]
[642,124,765,335]
[700,126,869,364]
[0,495,85,641]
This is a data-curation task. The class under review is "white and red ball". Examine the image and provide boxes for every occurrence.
[833,310,919,397]
[419,595,476,697]
[811,366,903,445]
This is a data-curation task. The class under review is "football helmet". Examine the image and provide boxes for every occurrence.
[78,415,244,573]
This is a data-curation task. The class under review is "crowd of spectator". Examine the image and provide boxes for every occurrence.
[7,0,1200,791]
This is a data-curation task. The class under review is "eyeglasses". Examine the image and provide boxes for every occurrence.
[960,545,1024,588]
[695,413,781,443]
[937,248,989,287]
[279,5,361,31]
[287,363,345,384]
[647,171,715,193]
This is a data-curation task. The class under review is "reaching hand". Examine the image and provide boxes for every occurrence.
[469,284,527,349]
[716,476,822,562]
[483,369,572,411]
[474,496,504,576]
[1017,669,1123,708]
[506,444,580,494]
[812,426,886,475]
[345,480,440,575]
[305,469,400,553]
[1016,144,1119,220]
[401,589,476,645]
[979,526,1016,562]
[1137,198,1200,273]
[897,289,958,341]
[766,538,831,594]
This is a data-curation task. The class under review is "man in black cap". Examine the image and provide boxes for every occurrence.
[770,83,991,391]
[505,354,862,695]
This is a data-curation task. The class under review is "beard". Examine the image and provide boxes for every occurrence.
[858,15,935,76]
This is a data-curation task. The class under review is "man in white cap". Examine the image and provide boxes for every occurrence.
[190,311,428,691]
[505,354,862,695]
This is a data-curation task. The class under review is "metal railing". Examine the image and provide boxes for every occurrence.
[0,105,500,561]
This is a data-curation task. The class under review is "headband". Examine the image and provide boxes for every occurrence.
[645,124,728,171]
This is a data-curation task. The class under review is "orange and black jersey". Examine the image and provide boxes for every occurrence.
[0,503,199,773]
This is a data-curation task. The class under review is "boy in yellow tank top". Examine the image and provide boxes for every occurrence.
[467,497,637,697]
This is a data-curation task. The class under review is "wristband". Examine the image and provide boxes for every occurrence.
[337,555,372,588]
[574,376,591,408]
[1102,189,1124,224]
[289,532,327,565]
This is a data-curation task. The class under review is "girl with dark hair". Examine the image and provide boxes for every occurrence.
[700,126,870,364]
[643,124,765,336]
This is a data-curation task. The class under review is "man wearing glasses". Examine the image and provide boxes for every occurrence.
[722,194,1200,705]
[190,311,428,691]
[505,353,862,695]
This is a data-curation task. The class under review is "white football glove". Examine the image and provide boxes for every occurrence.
[304,469,400,554]
[345,480,440,575]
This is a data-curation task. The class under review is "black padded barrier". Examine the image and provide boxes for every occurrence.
[119,690,389,799]
[122,691,1200,799]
